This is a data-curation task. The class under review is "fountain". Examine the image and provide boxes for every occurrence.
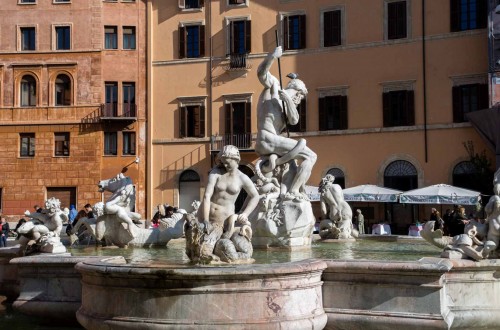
[2,46,500,329]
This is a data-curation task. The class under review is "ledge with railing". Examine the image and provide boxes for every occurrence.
[210,133,255,152]
[224,53,251,71]
[100,103,137,119]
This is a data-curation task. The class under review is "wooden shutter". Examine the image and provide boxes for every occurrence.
[477,0,487,29]
[199,0,204,7]
[383,92,391,127]
[299,15,306,49]
[283,16,289,50]
[324,11,333,47]
[478,83,489,111]
[198,105,205,137]
[229,21,235,54]
[332,11,341,46]
[225,103,232,136]
[245,20,252,53]
[178,0,185,9]
[450,0,460,32]
[179,106,186,137]
[245,102,251,133]
[406,90,415,126]
[199,25,205,57]
[388,2,397,39]
[179,26,186,58]
[318,97,326,131]
[340,95,348,129]
[452,86,462,123]
[299,99,306,132]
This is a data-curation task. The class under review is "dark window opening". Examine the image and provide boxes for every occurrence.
[284,15,306,50]
[123,132,136,155]
[20,133,35,157]
[319,95,348,130]
[383,90,415,127]
[55,26,71,50]
[104,132,117,156]
[55,74,71,106]
[452,83,488,123]
[387,1,407,39]
[180,105,205,138]
[324,10,341,47]
[54,132,70,157]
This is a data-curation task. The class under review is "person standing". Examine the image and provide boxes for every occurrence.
[0,217,10,247]
[356,209,365,235]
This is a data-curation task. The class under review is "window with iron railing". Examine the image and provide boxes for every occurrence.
[123,82,136,116]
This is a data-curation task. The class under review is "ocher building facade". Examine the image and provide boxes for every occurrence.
[149,0,493,233]
[0,0,147,219]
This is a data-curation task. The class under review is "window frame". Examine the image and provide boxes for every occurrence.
[104,81,118,117]
[53,0,71,4]
[123,26,136,50]
[19,26,37,51]
[452,83,489,123]
[318,87,348,131]
[18,0,37,4]
[450,0,487,32]
[122,132,136,156]
[54,24,71,50]
[122,82,136,117]
[104,132,118,156]
[178,96,207,138]
[54,73,72,106]
[321,6,345,48]
[281,12,307,51]
[20,133,36,158]
[20,74,38,107]
[179,0,204,10]
[54,132,70,157]
[227,0,248,7]
[179,21,205,59]
[104,25,118,50]
[225,16,251,56]
[384,0,410,41]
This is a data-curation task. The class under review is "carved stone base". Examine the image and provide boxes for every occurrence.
[251,199,315,248]
[39,237,67,254]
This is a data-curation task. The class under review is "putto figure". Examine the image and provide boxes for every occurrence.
[256,46,317,201]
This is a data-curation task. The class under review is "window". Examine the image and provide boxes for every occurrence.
[104,82,118,116]
[19,0,36,3]
[123,26,136,50]
[123,82,136,116]
[289,99,306,132]
[229,0,246,5]
[387,1,408,40]
[229,20,251,55]
[180,0,203,9]
[123,132,136,155]
[323,10,342,47]
[21,27,36,51]
[105,26,117,49]
[225,101,251,148]
[20,133,35,157]
[104,132,117,155]
[283,14,306,50]
[55,74,71,106]
[46,187,76,210]
[450,0,487,32]
[452,83,488,123]
[383,90,414,127]
[319,95,348,130]
[54,0,71,3]
[55,26,70,50]
[20,75,37,107]
[54,132,70,156]
[180,105,205,138]
[179,24,205,58]
[384,160,417,191]
[326,168,345,189]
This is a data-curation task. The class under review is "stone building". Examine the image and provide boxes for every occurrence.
[147,0,494,234]
[0,0,147,219]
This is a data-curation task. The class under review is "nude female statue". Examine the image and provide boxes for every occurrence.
[194,145,259,262]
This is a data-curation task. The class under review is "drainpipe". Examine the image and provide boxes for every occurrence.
[208,0,213,165]
[422,0,428,163]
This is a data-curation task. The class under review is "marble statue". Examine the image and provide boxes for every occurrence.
[249,46,317,248]
[17,197,68,254]
[185,145,259,264]
[318,174,355,240]
[98,173,142,238]
[421,168,500,260]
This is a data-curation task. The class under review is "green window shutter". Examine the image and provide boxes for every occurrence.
[179,26,186,58]
[199,25,205,57]
[179,106,186,137]
[299,15,306,49]
[245,20,252,53]
[199,105,205,137]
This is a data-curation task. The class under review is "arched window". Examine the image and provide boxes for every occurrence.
[326,167,345,189]
[179,170,201,211]
[20,75,37,107]
[453,161,478,190]
[384,160,417,191]
[55,74,71,106]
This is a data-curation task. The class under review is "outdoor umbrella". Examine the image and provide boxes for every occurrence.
[342,184,402,202]
[399,184,481,205]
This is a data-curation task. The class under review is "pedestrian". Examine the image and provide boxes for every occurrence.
[0,217,9,247]
[14,218,27,240]
[430,208,444,231]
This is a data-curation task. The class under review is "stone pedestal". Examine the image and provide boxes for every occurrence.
[76,259,328,329]
[0,245,22,302]
[252,200,315,248]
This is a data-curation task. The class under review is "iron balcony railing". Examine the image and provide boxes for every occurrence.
[228,53,249,70]
[210,133,254,151]
[101,103,137,118]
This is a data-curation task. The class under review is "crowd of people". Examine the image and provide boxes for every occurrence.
[423,205,477,237]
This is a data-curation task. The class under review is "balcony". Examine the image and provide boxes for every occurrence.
[100,103,137,122]
[210,133,254,152]
[224,53,251,71]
